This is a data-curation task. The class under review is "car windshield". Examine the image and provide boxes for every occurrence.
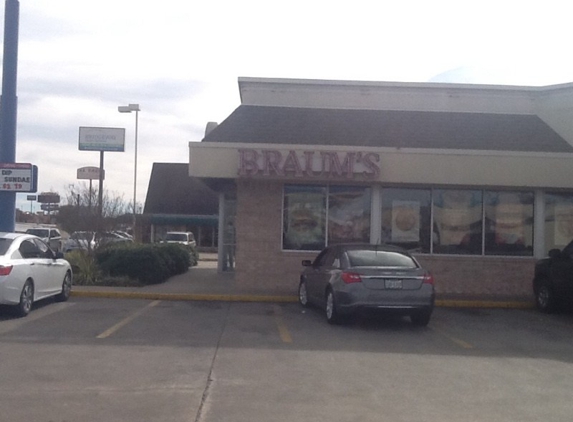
[165,233,187,241]
[347,249,417,268]
[26,228,49,237]
[0,238,13,256]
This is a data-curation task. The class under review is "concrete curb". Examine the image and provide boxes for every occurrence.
[71,290,534,309]
[71,290,298,303]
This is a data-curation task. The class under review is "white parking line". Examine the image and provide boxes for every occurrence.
[96,300,161,339]
[0,302,75,335]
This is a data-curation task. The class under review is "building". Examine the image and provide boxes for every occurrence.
[189,77,573,299]
[143,162,218,248]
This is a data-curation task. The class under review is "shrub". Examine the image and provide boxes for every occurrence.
[65,250,100,285]
[95,243,191,285]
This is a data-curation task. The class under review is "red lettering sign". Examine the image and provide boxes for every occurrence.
[237,149,380,180]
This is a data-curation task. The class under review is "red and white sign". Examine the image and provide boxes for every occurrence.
[0,162,33,192]
[237,149,380,180]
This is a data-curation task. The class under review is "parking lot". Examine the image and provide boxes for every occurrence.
[1,296,573,422]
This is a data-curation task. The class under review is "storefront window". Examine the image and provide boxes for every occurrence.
[433,189,483,255]
[381,188,431,253]
[545,193,573,251]
[283,186,327,250]
[328,186,371,245]
[484,191,533,256]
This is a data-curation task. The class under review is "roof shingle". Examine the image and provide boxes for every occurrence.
[203,106,573,153]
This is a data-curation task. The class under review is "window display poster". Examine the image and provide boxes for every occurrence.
[328,188,370,243]
[434,190,481,247]
[391,200,420,242]
[283,188,326,250]
[494,203,525,245]
[554,203,573,246]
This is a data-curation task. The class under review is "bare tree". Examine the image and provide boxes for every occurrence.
[59,183,134,233]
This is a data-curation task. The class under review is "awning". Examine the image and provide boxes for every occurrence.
[147,214,218,227]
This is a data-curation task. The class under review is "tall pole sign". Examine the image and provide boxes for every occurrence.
[0,0,20,232]
[78,127,125,221]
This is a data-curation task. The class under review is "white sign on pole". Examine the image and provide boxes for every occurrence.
[77,166,105,180]
[79,127,125,152]
[0,163,33,192]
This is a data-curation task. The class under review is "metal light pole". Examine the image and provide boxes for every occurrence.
[118,104,140,232]
[0,0,20,232]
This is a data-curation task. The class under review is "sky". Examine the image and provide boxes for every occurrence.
[2,0,573,213]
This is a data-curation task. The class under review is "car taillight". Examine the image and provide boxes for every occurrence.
[423,273,434,285]
[0,265,13,276]
[341,271,362,284]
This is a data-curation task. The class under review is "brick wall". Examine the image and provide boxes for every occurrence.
[234,179,536,300]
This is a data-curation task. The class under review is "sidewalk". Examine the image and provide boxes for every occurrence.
[72,254,534,308]
[71,257,298,303]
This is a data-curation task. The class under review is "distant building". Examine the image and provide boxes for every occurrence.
[143,163,218,249]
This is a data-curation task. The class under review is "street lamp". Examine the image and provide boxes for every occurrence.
[118,103,140,233]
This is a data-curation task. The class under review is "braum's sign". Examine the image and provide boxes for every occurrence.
[238,149,380,180]
[79,127,125,152]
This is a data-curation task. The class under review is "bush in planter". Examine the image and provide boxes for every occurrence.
[95,243,191,285]
[153,243,191,274]
[64,250,100,285]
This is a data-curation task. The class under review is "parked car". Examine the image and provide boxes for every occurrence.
[25,227,62,252]
[161,232,196,248]
[63,231,95,252]
[63,231,133,252]
[533,240,573,313]
[94,231,134,248]
[113,230,133,240]
[0,232,72,317]
[298,243,435,325]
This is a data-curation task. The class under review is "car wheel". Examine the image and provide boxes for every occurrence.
[298,279,309,307]
[325,289,342,324]
[55,271,72,302]
[410,309,432,326]
[535,281,556,313]
[16,280,34,317]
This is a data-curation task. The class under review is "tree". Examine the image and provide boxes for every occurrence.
[57,182,134,233]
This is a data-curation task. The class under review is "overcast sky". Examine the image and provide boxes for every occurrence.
[2,0,572,213]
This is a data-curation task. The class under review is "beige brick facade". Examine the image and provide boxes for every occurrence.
[234,179,536,300]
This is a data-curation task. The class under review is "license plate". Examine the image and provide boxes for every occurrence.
[385,279,403,289]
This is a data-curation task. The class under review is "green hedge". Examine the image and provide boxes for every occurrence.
[95,243,194,285]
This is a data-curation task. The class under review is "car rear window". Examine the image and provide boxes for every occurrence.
[165,233,187,241]
[0,238,13,256]
[26,228,49,237]
[347,250,417,268]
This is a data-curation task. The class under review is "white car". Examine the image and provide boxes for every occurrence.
[25,227,62,252]
[162,231,197,248]
[0,232,73,317]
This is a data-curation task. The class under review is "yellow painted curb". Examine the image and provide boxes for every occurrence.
[72,290,533,308]
[435,299,534,309]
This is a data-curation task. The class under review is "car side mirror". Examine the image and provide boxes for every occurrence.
[302,260,312,267]
[548,249,562,259]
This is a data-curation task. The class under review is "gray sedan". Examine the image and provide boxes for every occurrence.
[298,244,435,325]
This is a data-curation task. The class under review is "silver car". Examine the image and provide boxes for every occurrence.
[298,244,435,325]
